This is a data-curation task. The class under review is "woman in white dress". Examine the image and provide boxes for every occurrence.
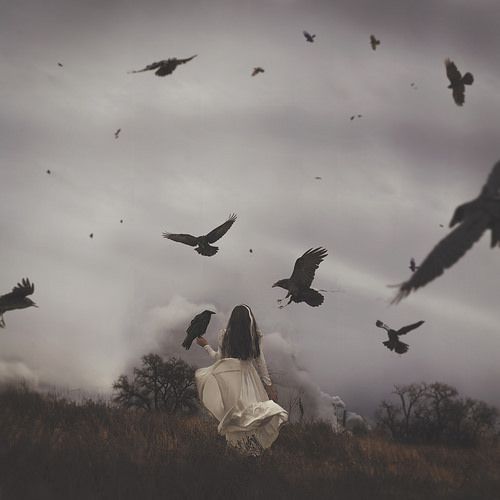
[195,304,288,455]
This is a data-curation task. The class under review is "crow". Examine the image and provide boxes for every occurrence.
[89,233,94,239]
[273,247,328,308]
[392,160,500,303]
[115,128,121,139]
[0,278,37,328]
[182,310,216,350]
[163,213,237,256]
[375,320,425,354]
[46,170,51,175]
[370,35,380,50]
[409,258,419,272]
[252,67,264,77]
[57,62,63,67]
[315,176,322,180]
[128,55,197,77]
[120,219,123,224]
[303,30,316,43]
[445,58,473,106]
[249,249,253,253]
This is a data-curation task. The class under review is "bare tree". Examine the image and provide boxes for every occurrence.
[113,354,198,414]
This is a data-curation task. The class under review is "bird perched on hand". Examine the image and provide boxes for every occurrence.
[0,278,37,328]
[273,247,328,308]
[163,213,237,256]
[375,320,425,354]
[128,55,197,77]
[392,160,500,303]
[251,67,264,77]
[182,310,216,350]
[409,258,419,272]
[303,30,316,42]
[115,128,121,139]
[370,35,380,50]
[445,58,473,106]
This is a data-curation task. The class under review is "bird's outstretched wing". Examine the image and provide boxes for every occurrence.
[162,232,199,247]
[176,55,197,65]
[205,213,237,243]
[445,58,461,85]
[392,212,489,303]
[482,160,500,197]
[397,320,425,336]
[128,61,162,74]
[0,278,35,302]
[290,247,328,288]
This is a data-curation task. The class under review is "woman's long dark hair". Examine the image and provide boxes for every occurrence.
[221,305,261,360]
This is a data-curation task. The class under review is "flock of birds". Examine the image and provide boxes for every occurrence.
[2,30,498,358]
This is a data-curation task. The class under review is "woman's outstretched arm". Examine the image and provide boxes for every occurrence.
[196,336,221,361]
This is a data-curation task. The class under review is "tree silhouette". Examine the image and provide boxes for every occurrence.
[113,354,198,414]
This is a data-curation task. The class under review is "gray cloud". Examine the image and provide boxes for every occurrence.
[1,0,499,418]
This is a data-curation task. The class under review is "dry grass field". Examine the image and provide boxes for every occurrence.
[0,384,499,500]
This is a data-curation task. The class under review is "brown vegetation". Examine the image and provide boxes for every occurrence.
[0,384,499,500]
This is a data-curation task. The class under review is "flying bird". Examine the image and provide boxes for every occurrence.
[120,219,123,224]
[445,58,473,106]
[128,55,197,77]
[0,278,37,328]
[375,320,425,354]
[409,258,419,272]
[46,170,51,175]
[182,310,216,350]
[57,62,63,67]
[370,35,380,50]
[249,249,253,253]
[392,160,500,303]
[303,30,316,43]
[273,247,328,308]
[315,176,322,180]
[89,233,94,239]
[251,67,264,77]
[163,213,237,256]
[115,128,121,139]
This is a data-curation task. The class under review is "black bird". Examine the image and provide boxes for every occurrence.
[445,58,473,106]
[46,170,51,175]
[303,30,316,43]
[370,35,380,50]
[128,55,197,77]
[89,233,94,239]
[273,247,328,308]
[0,278,37,328]
[163,213,237,256]
[115,128,121,139]
[182,310,216,350]
[409,258,419,272]
[120,219,123,224]
[392,160,500,303]
[57,62,63,67]
[249,248,253,253]
[252,67,264,77]
[375,320,425,354]
[315,176,322,180]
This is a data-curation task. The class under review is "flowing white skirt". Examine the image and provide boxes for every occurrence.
[195,358,288,452]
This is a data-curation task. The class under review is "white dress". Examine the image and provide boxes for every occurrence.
[195,329,288,453]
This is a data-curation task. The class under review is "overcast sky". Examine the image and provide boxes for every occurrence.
[1,0,500,418]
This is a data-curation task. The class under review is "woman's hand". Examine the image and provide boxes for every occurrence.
[196,336,208,347]
[265,384,278,402]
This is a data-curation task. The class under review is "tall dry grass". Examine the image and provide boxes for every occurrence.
[0,384,499,500]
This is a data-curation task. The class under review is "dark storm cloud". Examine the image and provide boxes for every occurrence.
[0,0,499,418]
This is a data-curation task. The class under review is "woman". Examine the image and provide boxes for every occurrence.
[195,304,288,455]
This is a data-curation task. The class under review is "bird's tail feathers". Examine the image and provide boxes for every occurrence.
[303,289,324,307]
[196,245,218,256]
[182,338,193,350]
[462,72,474,85]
